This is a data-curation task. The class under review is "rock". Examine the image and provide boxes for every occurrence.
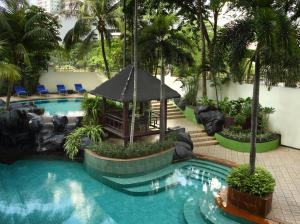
[196,110,224,136]
[174,98,187,110]
[53,115,68,133]
[80,136,91,150]
[176,132,193,150]
[167,126,186,135]
[9,102,44,115]
[0,99,5,107]
[173,141,194,160]
[39,133,66,151]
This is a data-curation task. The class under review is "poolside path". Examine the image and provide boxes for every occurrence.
[169,118,300,224]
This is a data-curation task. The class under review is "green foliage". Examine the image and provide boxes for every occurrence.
[221,128,278,143]
[90,135,175,159]
[64,125,104,160]
[81,95,104,125]
[179,68,200,106]
[227,164,275,197]
[0,2,61,93]
[198,96,216,108]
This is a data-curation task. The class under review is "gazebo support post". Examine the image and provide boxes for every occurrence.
[164,99,167,131]
[103,97,107,113]
[123,102,129,145]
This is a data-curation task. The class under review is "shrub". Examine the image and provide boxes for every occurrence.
[227,165,275,197]
[64,125,104,159]
[90,135,175,159]
[198,96,216,107]
[221,128,278,143]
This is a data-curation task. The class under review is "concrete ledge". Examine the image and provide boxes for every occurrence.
[84,148,175,177]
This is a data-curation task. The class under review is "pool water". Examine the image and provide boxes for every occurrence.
[0,160,253,224]
[14,98,83,116]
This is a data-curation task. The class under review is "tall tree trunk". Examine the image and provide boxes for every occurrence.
[6,82,13,110]
[160,48,166,141]
[199,1,207,97]
[211,10,219,107]
[250,53,260,174]
[129,0,138,144]
[123,0,127,68]
[100,31,110,79]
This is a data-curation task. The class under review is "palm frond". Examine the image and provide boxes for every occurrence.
[0,63,21,81]
[15,43,31,67]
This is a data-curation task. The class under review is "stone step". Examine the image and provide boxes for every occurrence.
[194,140,219,147]
[167,115,186,119]
[154,111,183,116]
[152,105,178,110]
[189,132,207,138]
[191,136,215,142]
[188,130,205,134]
[152,108,180,113]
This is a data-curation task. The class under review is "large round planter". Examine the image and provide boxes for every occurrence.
[215,133,280,153]
[84,148,175,177]
[227,187,273,217]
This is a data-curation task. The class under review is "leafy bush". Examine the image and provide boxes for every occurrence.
[198,96,216,107]
[227,165,275,197]
[64,125,104,159]
[90,135,175,159]
[221,128,279,143]
[81,94,121,125]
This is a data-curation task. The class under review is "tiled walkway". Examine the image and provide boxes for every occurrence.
[194,144,300,224]
[169,118,300,224]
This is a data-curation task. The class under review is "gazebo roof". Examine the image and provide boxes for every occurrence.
[90,65,181,102]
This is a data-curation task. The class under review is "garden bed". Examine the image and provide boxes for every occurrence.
[215,132,280,153]
[84,147,175,177]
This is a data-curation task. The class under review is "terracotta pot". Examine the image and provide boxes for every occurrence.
[227,187,273,217]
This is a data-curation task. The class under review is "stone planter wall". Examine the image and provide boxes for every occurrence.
[84,148,175,177]
[227,187,273,217]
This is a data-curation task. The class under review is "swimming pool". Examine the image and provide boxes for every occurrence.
[0,159,253,224]
[13,98,84,117]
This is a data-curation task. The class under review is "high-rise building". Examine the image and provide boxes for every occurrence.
[36,0,61,14]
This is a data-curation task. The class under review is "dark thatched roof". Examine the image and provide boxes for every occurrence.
[90,65,181,102]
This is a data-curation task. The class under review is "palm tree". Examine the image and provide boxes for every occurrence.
[63,0,121,79]
[129,0,138,144]
[139,15,193,140]
[215,0,300,174]
[0,41,21,109]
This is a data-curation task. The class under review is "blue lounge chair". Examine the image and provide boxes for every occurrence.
[56,84,67,95]
[15,86,28,97]
[36,85,49,96]
[74,84,86,93]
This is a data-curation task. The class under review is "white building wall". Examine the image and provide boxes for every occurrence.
[204,81,300,149]
[39,70,107,92]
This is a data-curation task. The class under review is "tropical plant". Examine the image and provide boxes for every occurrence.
[90,133,175,159]
[0,1,60,93]
[198,96,216,108]
[63,0,121,78]
[139,15,193,140]
[227,164,275,197]
[64,125,104,159]
[81,94,104,125]
[214,0,300,174]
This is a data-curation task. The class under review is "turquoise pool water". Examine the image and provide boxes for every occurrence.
[0,160,253,224]
[13,98,83,116]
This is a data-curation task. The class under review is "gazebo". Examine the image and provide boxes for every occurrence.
[90,65,181,144]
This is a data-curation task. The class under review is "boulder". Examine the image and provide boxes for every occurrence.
[53,115,68,132]
[9,102,44,115]
[176,132,193,150]
[0,99,5,107]
[174,98,187,110]
[195,108,224,136]
[173,141,194,160]
[167,126,186,135]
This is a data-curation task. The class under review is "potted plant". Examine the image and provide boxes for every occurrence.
[227,164,275,217]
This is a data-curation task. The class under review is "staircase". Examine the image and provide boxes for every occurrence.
[151,101,185,119]
[188,130,219,148]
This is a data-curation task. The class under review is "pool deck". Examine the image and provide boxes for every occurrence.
[169,118,300,224]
